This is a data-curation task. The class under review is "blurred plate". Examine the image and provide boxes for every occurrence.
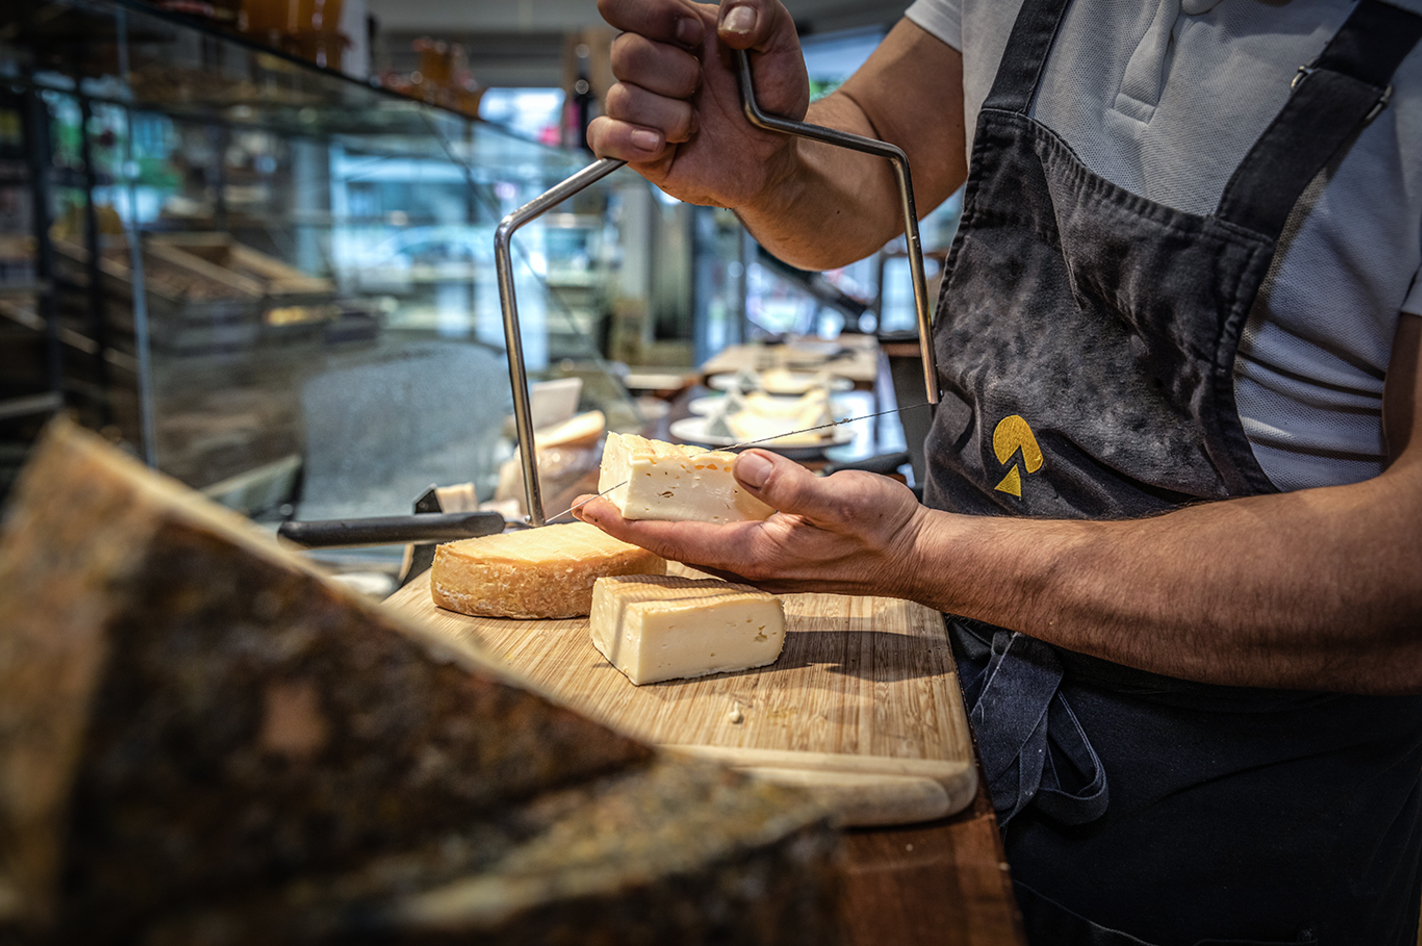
[668,416,854,459]
[688,394,850,416]
[783,339,843,358]
[707,372,854,395]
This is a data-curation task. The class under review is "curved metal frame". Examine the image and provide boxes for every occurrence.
[731,50,939,410]
[494,156,625,526]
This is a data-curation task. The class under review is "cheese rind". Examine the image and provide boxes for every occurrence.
[590,575,786,685]
[432,522,665,619]
[598,432,774,523]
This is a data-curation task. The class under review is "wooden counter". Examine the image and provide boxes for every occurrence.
[841,777,1025,946]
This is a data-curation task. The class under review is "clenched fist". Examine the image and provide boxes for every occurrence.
[588,0,811,211]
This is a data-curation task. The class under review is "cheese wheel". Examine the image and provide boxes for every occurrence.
[431,522,665,619]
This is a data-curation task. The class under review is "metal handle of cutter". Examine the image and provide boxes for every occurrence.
[730,48,940,409]
[495,43,940,527]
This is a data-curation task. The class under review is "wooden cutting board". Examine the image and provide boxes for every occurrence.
[384,567,977,827]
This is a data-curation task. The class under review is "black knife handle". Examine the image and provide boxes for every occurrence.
[278,511,505,549]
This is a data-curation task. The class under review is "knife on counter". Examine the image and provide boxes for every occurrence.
[277,511,505,549]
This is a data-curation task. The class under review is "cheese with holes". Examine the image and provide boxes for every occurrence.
[590,575,786,685]
[432,522,665,619]
[598,432,774,523]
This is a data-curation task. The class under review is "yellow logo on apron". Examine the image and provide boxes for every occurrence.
[992,415,1043,498]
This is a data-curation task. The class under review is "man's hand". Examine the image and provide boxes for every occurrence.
[588,0,809,210]
[575,448,927,598]
[589,4,967,268]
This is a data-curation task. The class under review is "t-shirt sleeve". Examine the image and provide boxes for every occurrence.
[904,0,963,51]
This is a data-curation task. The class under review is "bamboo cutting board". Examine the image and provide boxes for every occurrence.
[384,567,977,826]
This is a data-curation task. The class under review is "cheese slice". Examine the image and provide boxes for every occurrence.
[590,575,786,685]
[598,432,773,523]
[727,412,833,447]
[758,367,818,395]
[432,522,665,619]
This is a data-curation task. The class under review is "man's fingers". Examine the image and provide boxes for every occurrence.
[597,0,704,49]
[610,32,702,98]
[587,115,669,163]
[605,82,699,143]
[576,497,767,571]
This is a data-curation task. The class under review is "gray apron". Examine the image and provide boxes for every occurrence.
[922,0,1422,942]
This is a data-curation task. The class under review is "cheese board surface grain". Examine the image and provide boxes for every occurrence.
[386,565,975,825]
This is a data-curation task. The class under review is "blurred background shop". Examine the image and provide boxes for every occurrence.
[0,0,962,588]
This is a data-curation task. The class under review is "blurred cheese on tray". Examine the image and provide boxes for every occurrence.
[687,388,849,448]
[432,522,665,619]
[759,367,835,396]
[493,411,607,518]
[599,433,774,523]
[590,575,786,685]
[535,409,605,449]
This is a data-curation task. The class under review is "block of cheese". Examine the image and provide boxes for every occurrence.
[0,420,652,938]
[598,432,774,523]
[590,575,786,685]
[0,419,838,944]
[432,522,664,619]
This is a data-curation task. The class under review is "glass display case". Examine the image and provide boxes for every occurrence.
[0,0,655,531]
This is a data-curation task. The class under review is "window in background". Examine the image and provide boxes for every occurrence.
[478,88,565,145]
[801,26,887,100]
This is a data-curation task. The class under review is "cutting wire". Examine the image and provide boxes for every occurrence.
[542,401,935,523]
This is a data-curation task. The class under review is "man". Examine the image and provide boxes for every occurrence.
[578,0,1422,942]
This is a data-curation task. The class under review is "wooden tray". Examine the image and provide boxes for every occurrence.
[385,568,977,827]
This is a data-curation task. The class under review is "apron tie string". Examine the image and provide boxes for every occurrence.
[964,630,1109,826]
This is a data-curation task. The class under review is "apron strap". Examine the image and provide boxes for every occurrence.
[1216,0,1422,237]
[966,630,1109,826]
[979,0,1072,115]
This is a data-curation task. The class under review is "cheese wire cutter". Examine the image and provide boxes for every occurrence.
[495,40,939,527]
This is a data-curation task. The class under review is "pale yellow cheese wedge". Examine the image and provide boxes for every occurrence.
[432,522,665,619]
[590,575,786,685]
[598,432,774,523]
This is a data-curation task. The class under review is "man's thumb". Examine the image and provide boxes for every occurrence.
[733,449,826,515]
[716,0,781,51]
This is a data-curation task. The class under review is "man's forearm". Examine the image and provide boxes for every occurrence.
[733,95,908,269]
[907,474,1422,694]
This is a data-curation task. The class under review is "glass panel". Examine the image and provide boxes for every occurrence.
[1,0,647,554]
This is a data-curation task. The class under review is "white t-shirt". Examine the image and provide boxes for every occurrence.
[905,0,1422,491]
